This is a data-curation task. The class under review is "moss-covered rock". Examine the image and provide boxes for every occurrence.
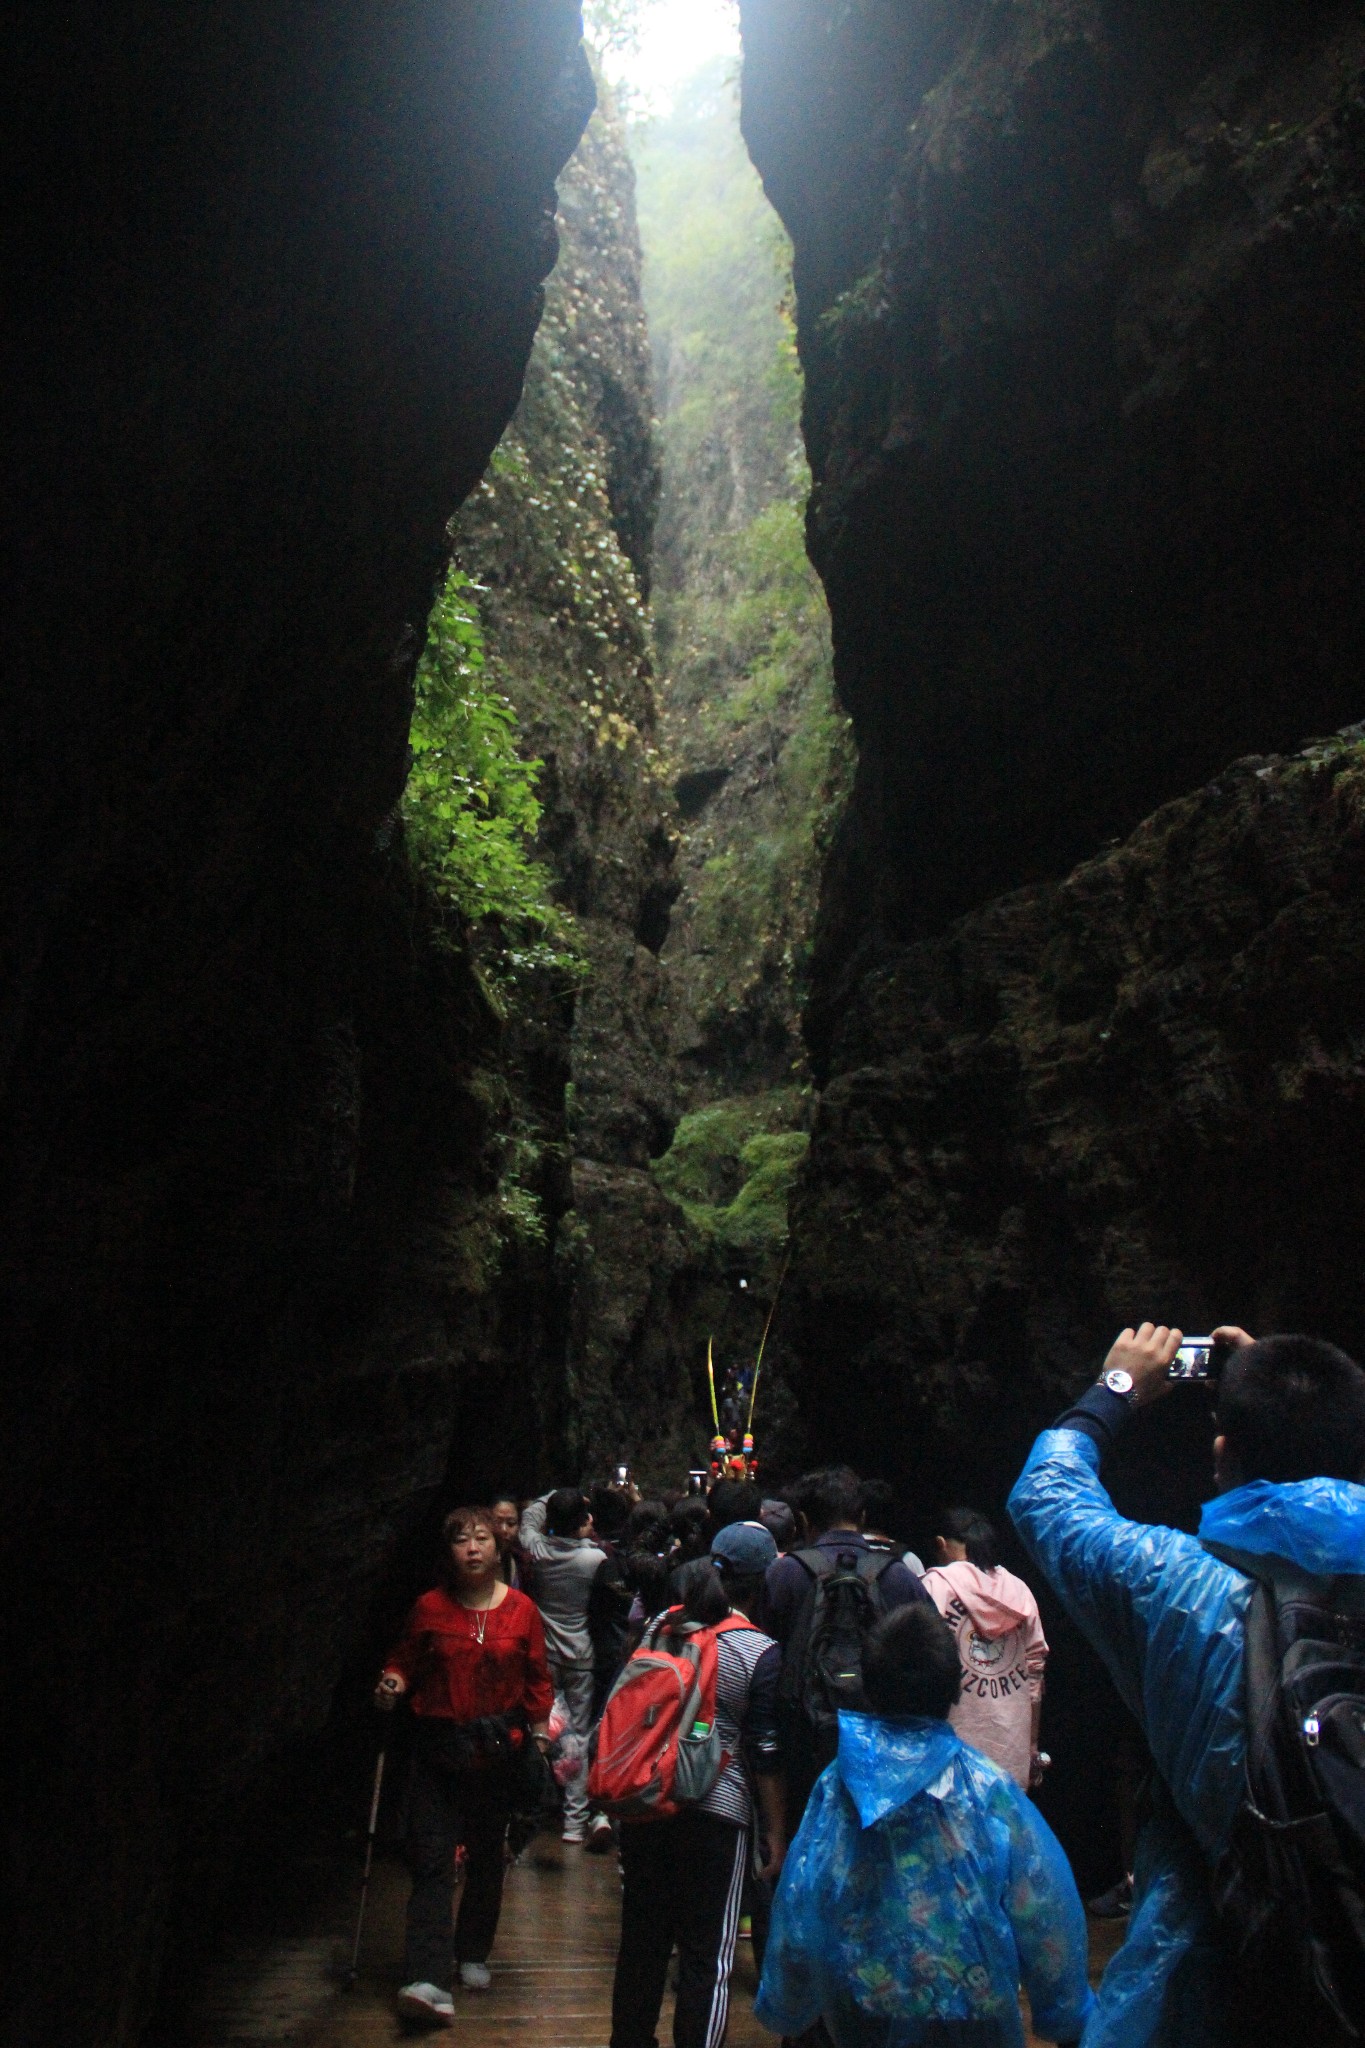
[653,1087,809,1258]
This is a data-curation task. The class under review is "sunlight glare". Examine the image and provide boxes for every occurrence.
[599,0,740,116]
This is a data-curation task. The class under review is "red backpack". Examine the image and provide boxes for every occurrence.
[588,1608,753,1821]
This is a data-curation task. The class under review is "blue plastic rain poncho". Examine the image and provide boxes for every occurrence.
[1009,1423,1365,2048]
[755,1711,1094,2047]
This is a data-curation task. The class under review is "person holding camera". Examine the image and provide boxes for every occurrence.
[520,1486,611,1843]
[1009,1321,1365,2048]
[375,1505,554,2027]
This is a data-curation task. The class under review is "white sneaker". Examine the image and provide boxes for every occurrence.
[459,1961,492,1990]
[561,1826,586,1844]
[585,1813,615,1854]
[396,1981,455,2026]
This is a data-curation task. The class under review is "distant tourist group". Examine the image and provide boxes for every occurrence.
[371,1321,1365,2048]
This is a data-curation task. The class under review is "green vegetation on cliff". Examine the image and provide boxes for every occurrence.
[634,65,852,1094]
[653,1088,810,1261]
[405,567,575,977]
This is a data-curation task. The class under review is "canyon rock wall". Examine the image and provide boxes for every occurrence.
[738,0,1365,1465]
[740,0,1365,1879]
[2,6,593,2041]
[741,0,1365,1036]
[449,86,706,1487]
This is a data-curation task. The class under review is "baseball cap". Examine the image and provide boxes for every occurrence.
[710,1519,778,1574]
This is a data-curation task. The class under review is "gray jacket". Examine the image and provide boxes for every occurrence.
[520,1494,606,1669]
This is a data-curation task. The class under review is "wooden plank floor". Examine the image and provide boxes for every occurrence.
[188,1832,1126,2047]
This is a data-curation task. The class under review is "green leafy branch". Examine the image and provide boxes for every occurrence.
[403,567,584,983]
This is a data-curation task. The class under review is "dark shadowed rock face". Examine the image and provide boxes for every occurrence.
[786,724,1365,1884]
[740,1,1365,1879]
[792,728,1365,1510]
[740,0,1365,1047]
[2,6,592,2043]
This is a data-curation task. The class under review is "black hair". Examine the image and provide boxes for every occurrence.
[546,1486,591,1538]
[759,1497,797,1552]
[798,1465,863,1538]
[707,1477,762,1531]
[667,1497,712,1559]
[858,1478,896,1534]
[1217,1334,1365,1485]
[489,1489,519,1512]
[862,1605,962,1721]
[590,1481,632,1542]
[939,1507,998,1571]
[621,1500,671,1617]
[623,1498,667,1547]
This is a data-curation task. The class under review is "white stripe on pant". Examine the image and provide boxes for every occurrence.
[704,1821,748,2048]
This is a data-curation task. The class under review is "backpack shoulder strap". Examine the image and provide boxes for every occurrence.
[644,1604,688,1650]
[713,1613,758,1634]
[792,1546,836,1581]
[1201,1540,1327,1605]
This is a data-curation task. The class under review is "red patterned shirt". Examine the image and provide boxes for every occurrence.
[382,1584,554,1727]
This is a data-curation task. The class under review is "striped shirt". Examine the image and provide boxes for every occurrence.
[701,1621,782,1828]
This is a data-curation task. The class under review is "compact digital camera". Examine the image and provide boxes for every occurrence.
[612,1461,631,1487]
[686,1469,708,1496]
[1168,1337,1227,1381]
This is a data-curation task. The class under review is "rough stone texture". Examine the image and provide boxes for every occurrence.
[792,727,1365,1509]
[450,88,702,1483]
[787,724,1365,1880]
[740,0,1365,1051]
[2,7,593,2043]
[739,0,1365,1882]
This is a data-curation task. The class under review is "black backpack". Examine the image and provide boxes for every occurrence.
[777,1544,896,1790]
[1202,1542,1365,2046]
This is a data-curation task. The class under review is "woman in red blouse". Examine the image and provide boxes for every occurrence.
[376,1506,553,2027]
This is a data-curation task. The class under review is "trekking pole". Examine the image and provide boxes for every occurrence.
[347,1744,387,1987]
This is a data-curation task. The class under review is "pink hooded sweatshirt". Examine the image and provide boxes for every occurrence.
[922,1561,1048,1790]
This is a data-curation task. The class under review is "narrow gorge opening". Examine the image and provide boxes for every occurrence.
[9,2,1365,2043]
[147,8,846,2038]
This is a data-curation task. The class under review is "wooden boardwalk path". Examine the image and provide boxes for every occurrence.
[186,1832,1124,2047]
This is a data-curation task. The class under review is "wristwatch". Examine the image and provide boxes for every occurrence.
[1100,1367,1136,1399]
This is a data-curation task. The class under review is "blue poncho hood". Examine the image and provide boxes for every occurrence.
[835,1712,963,1828]
[1200,1476,1365,1575]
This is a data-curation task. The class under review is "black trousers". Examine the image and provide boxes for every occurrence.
[404,1725,516,1990]
[611,1810,748,2048]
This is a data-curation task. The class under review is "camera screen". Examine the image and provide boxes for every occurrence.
[1169,1341,1213,1380]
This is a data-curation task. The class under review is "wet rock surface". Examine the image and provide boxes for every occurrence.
[738,0,1365,1451]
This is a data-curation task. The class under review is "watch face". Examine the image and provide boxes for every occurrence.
[1104,1368,1135,1396]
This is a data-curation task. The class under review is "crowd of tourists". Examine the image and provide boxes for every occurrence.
[372,1321,1365,2048]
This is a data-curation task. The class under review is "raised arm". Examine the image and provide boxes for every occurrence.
[1007,1329,1249,1842]
[518,1492,553,1562]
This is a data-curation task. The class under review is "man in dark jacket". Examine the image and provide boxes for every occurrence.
[764,1465,927,1648]
[1010,1321,1365,2048]
[765,1465,929,1836]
